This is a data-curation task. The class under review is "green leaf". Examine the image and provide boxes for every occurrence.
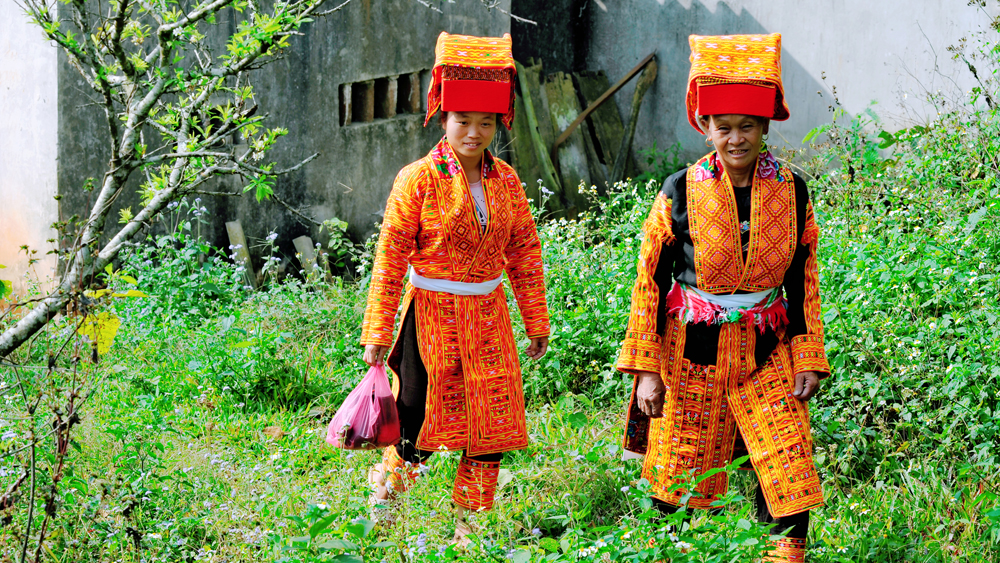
[308,514,338,539]
[540,538,561,552]
[78,312,121,355]
[0,279,12,300]
[111,289,149,298]
[876,130,896,149]
[330,555,364,563]
[317,539,360,551]
[345,518,375,539]
[511,549,531,563]
[567,412,588,429]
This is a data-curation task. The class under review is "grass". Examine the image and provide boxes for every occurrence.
[4,34,1000,561]
[5,269,992,562]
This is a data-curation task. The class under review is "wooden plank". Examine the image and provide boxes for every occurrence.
[520,59,555,150]
[612,59,658,184]
[544,71,591,210]
[574,70,635,182]
[292,235,317,275]
[225,220,257,289]
[514,60,563,213]
[580,117,608,194]
[508,88,543,199]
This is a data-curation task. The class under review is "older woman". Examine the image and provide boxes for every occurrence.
[617,34,830,563]
[360,32,550,543]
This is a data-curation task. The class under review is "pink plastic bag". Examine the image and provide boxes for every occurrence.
[325,364,400,450]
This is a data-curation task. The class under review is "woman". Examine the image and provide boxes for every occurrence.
[617,33,829,563]
[360,32,550,543]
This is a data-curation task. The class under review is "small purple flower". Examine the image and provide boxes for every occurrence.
[416,532,428,555]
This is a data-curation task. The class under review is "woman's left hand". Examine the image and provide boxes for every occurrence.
[525,337,549,360]
[792,371,821,401]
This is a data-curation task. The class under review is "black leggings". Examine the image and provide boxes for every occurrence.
[392,304,502,465]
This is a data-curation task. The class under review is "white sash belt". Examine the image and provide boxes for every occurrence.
[689,286,777,308]
[408,267,503,296]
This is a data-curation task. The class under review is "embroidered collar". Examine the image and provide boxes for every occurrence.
[693,149,783,183]
[430,137,498,181]
[685,149,798,293]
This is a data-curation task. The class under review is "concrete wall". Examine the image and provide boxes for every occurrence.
[55,0,511,261]
[579,0,1000,163]
[0,3,59,296]
[8,0,999,277]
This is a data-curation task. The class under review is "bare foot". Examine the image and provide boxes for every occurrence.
[367,463,393,511]
[452,519,474,549]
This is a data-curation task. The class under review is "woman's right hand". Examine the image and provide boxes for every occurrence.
[363,345,389,367]
[635,371,666,418]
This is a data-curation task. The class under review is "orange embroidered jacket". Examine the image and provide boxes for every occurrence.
[617,152,830,377]
[360,139,551,347]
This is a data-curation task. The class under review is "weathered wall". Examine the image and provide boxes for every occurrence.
[55,0,511,263]
[12,0,1000,276]
[510,0,591,74]
[0,3,59,295]
[580,0,1000,163]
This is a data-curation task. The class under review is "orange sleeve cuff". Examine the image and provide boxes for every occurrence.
[790,333,831,376]
[616,330,663,374]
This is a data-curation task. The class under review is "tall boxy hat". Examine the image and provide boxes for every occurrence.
[425,32,517,130]
[686,33,790,133]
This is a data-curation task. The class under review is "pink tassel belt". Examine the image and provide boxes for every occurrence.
[665,281,788,331]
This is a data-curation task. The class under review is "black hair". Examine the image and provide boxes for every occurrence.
[438,111,503,128]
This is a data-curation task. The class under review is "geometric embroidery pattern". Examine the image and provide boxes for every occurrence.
[453,455,502,511]
[729,331,824,517]
[362,138,549,457]
[686,34,790,132]
[617,193,675,374]
[686,152,797,294]
[617,153,830,518]
[764,537,807,563]
[635,324,824,517]
[643,360,736,509]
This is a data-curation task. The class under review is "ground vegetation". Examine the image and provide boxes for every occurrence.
[3,13,1000,563]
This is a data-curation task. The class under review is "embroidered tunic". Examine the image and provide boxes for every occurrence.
[617,151,830,518]
[361,138,550,457]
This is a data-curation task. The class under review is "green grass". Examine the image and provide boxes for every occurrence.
[5,41,1000,562]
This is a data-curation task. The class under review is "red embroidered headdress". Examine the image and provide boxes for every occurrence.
[686,33,790,133]
[425,32,517,130]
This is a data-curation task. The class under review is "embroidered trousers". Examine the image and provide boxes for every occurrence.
[381,305,502,511]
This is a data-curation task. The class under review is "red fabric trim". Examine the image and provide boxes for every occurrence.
[697,83,776,118]
[442,80,512,114]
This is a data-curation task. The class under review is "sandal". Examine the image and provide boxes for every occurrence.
[367,463,397,522]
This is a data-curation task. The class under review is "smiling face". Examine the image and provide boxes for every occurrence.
[443,111,498,167]
[701,114,770,184]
